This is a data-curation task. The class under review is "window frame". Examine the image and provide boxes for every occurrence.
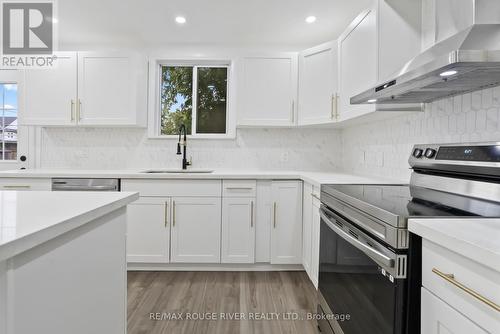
[148,58,235,139]
[0,69,31,170]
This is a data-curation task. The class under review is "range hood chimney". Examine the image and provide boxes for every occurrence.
[352,0,500,105]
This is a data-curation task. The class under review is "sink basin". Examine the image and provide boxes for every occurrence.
[141,169,214,174]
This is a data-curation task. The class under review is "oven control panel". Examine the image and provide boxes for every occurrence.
[410,143,500,163]
[436,145,500,162]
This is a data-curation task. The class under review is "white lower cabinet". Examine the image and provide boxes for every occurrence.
[170,197,222,263]
[421,288,488,334]
[221,197,255,263]
[302,182,321,288]
[126,197,170,263]
[310,194,321,287]
[270,181,303,264]
[302,183,313,274]
[122,178,304,267]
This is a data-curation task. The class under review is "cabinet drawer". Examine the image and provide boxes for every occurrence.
[0,178,51,191]
[421,287,488,334]
[222,180,256,197]
[422,240,500,333]
[121,179,221,197]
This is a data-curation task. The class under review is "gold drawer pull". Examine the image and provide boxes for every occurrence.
[432,268,500,312]
[3,185,31,189]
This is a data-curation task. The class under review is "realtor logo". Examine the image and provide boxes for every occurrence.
[2,1,53,54]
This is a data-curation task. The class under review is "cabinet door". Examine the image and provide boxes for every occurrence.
[338,9,377,121]
[221,197,255,263]
[170,197,221,263]
[421,288,488,334]
[302,183,313,275]
[270,181,303,264]
[298,41,338,125]
[22,52,77,126]
[238,54,297,126]
[77,52,145,126]
[127,197,170,263]
[255,180,272,262]
[310,195,321,288]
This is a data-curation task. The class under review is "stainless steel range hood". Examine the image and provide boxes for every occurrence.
[352,3,500,105]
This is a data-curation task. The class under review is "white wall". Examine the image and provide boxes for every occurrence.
[341,86,500,181]
[39,127,342,171]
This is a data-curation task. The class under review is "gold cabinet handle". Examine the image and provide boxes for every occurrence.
[71,100,75,121]
[250,200,254,228]
[164,202,168,227]
[172,200,176,227]
[273,202,277,229]
[77,99,82,121]
[331,94,335,119]
[432,268,500,312]
[311,193,321,201]
[3,185,30,189]
[333,93,339,120]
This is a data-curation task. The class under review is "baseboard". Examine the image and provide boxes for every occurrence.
[127,263,305,272]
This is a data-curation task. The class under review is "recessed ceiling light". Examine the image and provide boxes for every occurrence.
[175,16,186,24]
[367,99,377,103]
[305,16,316,24]
[440,70,457,77]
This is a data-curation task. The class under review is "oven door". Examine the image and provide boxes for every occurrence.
[318,205,407,334]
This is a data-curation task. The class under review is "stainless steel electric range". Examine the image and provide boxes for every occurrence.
[317,142,500,334]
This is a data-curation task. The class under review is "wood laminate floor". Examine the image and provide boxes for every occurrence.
[127,271,319,334]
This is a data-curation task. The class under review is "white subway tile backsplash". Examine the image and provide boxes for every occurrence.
[341,86,500,180]
[39,127,343,172]
[38,87,500,181]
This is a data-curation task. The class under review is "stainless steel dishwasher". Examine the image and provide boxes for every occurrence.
[52,178,120,191]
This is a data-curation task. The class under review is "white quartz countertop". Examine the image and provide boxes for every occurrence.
[0,169,405,187]
[0,191,139,261]
[409,218,500,272]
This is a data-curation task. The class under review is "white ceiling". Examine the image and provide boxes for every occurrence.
[57,0,372,49]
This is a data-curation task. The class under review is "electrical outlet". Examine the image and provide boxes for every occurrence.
[280,152,289,163]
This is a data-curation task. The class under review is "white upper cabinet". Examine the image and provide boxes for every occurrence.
[20,52,147,127]
[270,181,303,264]
[77,52,146,126]
[22,52,77,126]
[298,41,338,125]
[338,0,422,121]
[238,54,298,127]
[338,8,378,121]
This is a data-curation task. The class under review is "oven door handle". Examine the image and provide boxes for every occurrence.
[320,210,395,268]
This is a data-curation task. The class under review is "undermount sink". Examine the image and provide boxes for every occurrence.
[141,169,214,174]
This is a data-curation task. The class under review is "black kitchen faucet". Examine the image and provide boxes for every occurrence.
[177,124,191,170]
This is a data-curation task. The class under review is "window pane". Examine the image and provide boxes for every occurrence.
[196,67,227,134]
[0,84,17,161]
[160,66,193,135]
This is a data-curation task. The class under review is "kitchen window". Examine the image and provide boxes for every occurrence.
[151,61,232,138]
[0,83,18,161]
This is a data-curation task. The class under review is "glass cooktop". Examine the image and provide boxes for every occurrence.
[322,184,500,219]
